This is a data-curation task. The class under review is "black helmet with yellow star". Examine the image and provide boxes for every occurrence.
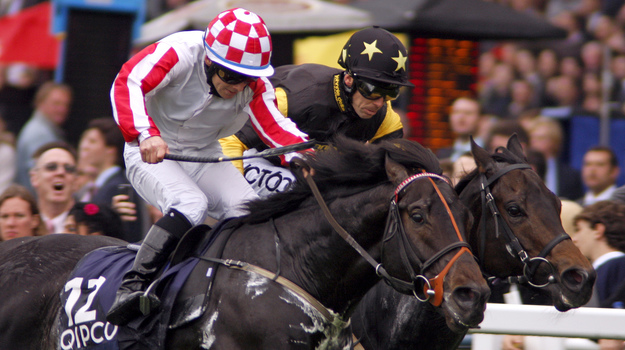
[338,27,414,88]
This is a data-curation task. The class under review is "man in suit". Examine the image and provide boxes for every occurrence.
[436,97,485,162]
[77,117,144,242]
[527,116,584,201]
[579,146,620,206]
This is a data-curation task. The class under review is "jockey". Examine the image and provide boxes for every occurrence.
[219,27,414,196]
[107,8,308,326]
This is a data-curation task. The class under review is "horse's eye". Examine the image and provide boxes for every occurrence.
[411,213,425,224]
[506,205,522,217]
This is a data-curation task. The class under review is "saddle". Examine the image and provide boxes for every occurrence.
[56,219,237,350]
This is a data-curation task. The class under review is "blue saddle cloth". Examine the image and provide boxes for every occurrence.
[56,220,233,350]
[57,246,198,350]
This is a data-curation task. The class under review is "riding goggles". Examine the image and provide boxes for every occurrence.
[354,78,400,102]
[215,65,258,85]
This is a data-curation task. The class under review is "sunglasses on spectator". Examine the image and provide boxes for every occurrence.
[41,162,76,174]
[354,78,400,102]
[215,65,258,85]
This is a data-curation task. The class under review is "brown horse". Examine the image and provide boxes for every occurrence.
[350,135,596,349]
[0,137,490,349]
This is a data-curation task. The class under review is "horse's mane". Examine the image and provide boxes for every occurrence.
[455,146,528,194]
[240,136,441,224]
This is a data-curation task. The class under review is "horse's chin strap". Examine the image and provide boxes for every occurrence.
[303,170,471,307]
[478,164,571,288]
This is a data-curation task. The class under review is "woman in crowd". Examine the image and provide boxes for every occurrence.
[0,184,45,241]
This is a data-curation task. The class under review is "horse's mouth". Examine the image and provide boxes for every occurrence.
[447,311,472,333]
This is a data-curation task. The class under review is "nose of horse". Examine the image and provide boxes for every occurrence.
[450,283,491,323]
[561,266,596,294]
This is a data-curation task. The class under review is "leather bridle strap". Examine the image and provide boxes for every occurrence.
[305,170,471,307]
[422,176,472,306]
[479,163,570,287]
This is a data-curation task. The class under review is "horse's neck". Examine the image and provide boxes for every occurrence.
[279,188,389,314]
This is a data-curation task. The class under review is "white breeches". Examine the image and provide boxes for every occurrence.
[124,144,259,225]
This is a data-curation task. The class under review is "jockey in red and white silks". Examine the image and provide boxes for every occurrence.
[111,30,308,224]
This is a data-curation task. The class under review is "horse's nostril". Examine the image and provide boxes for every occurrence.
[562,268,585,288]
[453,287,478,304]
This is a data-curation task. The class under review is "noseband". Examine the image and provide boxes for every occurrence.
[479,163,570,288]
[304,171,471,307]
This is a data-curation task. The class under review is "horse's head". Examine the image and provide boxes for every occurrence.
[379,149,490,333]
[461,135,595,311]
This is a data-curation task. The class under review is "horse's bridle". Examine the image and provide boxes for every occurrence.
[304,170,472,307]
[478,163,571,288]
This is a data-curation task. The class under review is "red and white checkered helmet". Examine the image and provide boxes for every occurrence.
[203,8,273,77]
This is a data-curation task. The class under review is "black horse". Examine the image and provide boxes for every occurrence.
[0,137,490,349]
[350,135,596,350]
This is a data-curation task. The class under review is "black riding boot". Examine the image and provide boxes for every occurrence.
[106,209,192,326]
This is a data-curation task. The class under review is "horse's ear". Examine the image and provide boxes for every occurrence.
[506,134,527,161]
[471,136,493,173]
[385,154,410,185]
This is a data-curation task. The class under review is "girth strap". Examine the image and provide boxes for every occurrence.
[200,256,342,326]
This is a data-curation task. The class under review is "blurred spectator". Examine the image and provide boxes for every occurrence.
[527,117,584,200]
[76,117,145,242]
[580,40,604,74]
[29,142,77,233]
[513,49,543,103]
[508,79,539,119]
[549,10,586,58]
[582,72,602,98]
[64,202,123,239]
[485,119,529,152]
[480,62,514,117]
[537,49,560,87]
[0,63,39,135]
[0,184,45,241]
[559,55,584,82]
[541,75,582,117]
[593,15,625,53]
[577,0,603,34]
[15,82,72,193]
[478,51,498,88]
[437,97,484,161]
[579,145,620,206]
[0,111,16,195]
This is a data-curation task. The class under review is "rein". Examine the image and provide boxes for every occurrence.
[304,170,471,307]
[478,163,571,287]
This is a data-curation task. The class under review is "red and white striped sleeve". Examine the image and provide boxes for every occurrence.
[110,42,180,143]
[245,77,309,164]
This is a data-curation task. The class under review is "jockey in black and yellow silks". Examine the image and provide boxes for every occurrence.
[220,27,414,195]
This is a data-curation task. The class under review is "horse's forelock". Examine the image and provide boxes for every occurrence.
[455,146,528,193]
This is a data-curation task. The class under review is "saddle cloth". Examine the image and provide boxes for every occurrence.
[56,220,234,350]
